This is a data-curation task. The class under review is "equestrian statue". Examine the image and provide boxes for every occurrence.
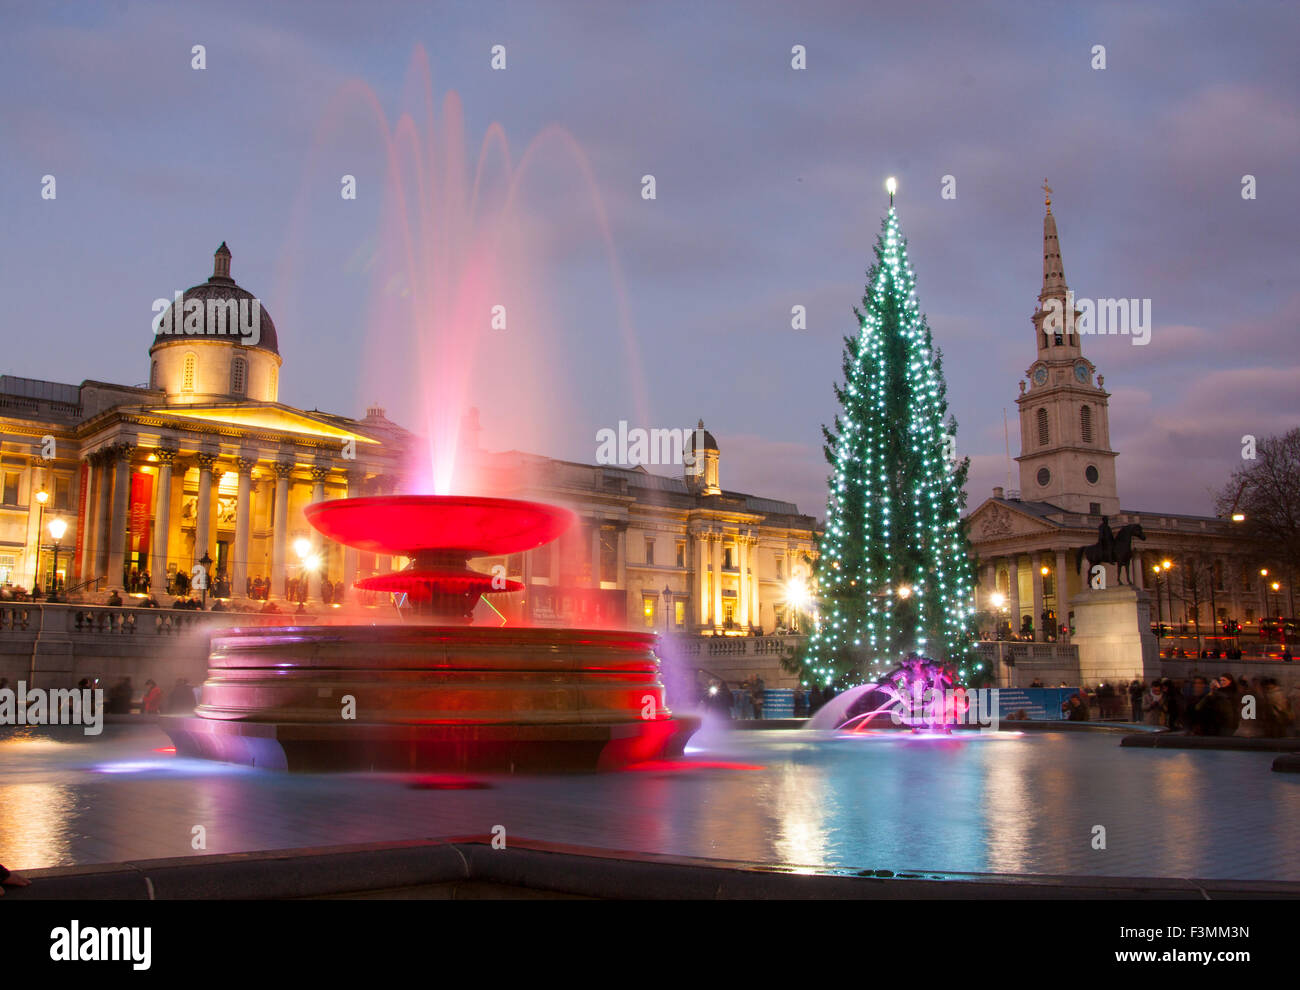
[1076,516,1146,586]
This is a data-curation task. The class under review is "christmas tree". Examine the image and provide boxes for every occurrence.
[794,194,978,687]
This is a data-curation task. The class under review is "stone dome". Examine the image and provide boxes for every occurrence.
[686,419,719,453]
[149,243,280,357]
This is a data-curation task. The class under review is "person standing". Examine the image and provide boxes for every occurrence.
[1128,680,1144,723]
[141,679,164,715]
[1143,682,1167,726]
[750,674,766,721]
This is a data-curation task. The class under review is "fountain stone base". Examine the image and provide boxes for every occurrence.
[163,623,699,772]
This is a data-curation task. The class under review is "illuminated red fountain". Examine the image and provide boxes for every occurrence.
[164,495,699,772]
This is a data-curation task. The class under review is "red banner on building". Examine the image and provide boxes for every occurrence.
[72,460,89,578]
[129,472,153,557]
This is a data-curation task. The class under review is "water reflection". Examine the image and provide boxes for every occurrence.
[0,782,77,869]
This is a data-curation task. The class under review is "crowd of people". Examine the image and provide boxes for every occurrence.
[1132,674,1297,737]
[696,674,846,720]
[82,675,202,715]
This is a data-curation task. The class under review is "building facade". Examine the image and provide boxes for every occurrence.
[966,192,1268,645]
[1,244,818,653]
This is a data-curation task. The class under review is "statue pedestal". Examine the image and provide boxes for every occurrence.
[1068,586,1159,685]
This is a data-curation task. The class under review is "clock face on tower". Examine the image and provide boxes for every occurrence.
[1074,362,1089,384]
[1033,365,1048,387]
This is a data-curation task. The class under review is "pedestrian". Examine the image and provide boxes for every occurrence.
[1234,676,1268,738]
[750,673,766,720]
[1184,676,1210,734]
[1128,679,1144,722]
[1161,678,1182,730]
[107,677,133,714]
[1143,682,1167,727]
[141,679,163,715]
[166,678,194,714]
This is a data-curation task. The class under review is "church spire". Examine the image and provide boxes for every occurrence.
[1039,180,1067,301]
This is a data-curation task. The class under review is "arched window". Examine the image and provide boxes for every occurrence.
[1036,407,1049,446]
[1080,405,1093,443]
[182,353,196,392]
[149,360,158,390]
[231,356,247,396]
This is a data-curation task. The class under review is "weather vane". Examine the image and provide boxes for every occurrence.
[1043,178,1052,210]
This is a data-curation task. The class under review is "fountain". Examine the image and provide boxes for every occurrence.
[163,494,699,771]
[808,654,974,733]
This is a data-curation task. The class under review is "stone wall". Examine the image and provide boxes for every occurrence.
[0,603,271,691]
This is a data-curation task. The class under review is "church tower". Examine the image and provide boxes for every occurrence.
[1014,184,1120,516]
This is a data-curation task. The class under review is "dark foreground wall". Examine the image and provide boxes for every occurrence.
[11,837,1300,900]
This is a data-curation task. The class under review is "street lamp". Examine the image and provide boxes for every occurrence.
[199,551,212,609]
[989,591,1008,641]
[48,516,66,603]
[661,584,672,634]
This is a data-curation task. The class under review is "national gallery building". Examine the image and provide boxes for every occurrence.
[0,244,818,638]
[966,194,1270,644]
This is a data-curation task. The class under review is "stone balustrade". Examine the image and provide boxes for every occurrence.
[677,634,805,658]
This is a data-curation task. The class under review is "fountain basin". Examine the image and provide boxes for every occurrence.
[163,624,699,772]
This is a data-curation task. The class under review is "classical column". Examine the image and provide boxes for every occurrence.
[1055,548,1070,640]
[1131,550,1144,590]
[737,532,750,628]
[151,448,176,595]
[711,532,723,627]
[589,522,601,586]
[614,525,626,590]
[95,450,113,579]
[233,456,255,598]
[271,461,292,599]
[193,452,215,570]
[749,539,761,631]
[81,454,103,582]
[1006,555,1021,637]
[308,465,328,601]
[1031,553,1045,642]
[695,530,709,627]
[106,444,134,589]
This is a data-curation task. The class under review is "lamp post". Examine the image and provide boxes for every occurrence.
[199,551,212,610]
[1161,559,1174,650]
[34,488,48,591]
[48,516,66,603]
[661,585,672,634]
[1152,565,1165,652]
